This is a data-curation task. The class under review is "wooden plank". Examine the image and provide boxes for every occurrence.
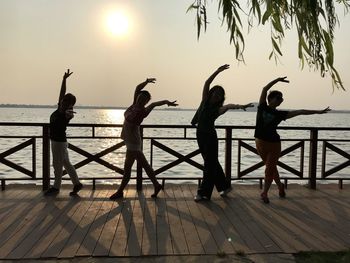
[182,184,218,254]
[76,190,114,256]
[141,185,157,255]
[0,189,34,228]
[124,188,146,256]
[0,192,51,257]
[5,197,70,259]
[0,184,348,260]
[288,185,350,249]
[214,186,271,253]
[41,189,98,258]
[187,185,236,254]
[155,185,173,255]
[109,186,137,256]
[24,192,85,258]
[58,190,109,258]
[172,185,204,255]
[235,185,314,252]
[270,186,344,251]
[166,185,189,255]
[0,189,40,237]
[93,187,127,256]
[241,185,337,251]
[0,201,58,258]
[208,199,251,254]
[236,186,304,253]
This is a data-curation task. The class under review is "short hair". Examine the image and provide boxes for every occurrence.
[62,93,76,106]
[138,90,151,101]
[267,90,283,102]
[208,85,225,106]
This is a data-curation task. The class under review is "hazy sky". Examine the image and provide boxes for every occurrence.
[1,0,350,109]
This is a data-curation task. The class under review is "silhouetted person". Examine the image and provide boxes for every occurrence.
[110,78,178,200]
[255,76,330,203]
[45,69,83,196]
[191,64,253,201]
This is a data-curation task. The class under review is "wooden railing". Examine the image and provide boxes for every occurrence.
[0,122,349,191]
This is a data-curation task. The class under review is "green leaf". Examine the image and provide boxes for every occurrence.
[271,38,283,56]
[299,35,312,57]
[196,13,201,39]
[323,29,334,66]
[186,4,198,13]
[262,2,273,24]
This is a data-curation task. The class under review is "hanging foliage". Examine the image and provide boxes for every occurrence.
[188,0,350,90]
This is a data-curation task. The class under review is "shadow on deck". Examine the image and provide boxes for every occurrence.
[0,184,349,261]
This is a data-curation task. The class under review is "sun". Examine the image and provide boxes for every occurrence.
[105,11,130,37]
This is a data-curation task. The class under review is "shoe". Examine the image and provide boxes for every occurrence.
[70,183,83,196]
[220,187,232,197]
[44,187,59,196]
[194,194,209,202]
[110,191,123,200]
[260,192,269,204]
[151,184,163,198]
[279,183,286,198]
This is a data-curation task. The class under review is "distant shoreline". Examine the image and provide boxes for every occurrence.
[0,104,349,113]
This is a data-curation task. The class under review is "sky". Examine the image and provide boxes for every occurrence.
[1,0,350,110]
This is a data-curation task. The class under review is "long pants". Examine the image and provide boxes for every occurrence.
[51,140,80,189]
[255,138,281,181]
[196,130,229,199]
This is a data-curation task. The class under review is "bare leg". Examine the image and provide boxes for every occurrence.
[135,152,162,197]
[110,150,136,199]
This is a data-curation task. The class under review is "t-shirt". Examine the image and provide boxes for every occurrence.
[191,99,220,133]
[124,105,147,126]
[50,109,70,142]
[254,102,288,142]
[120,105,147,146]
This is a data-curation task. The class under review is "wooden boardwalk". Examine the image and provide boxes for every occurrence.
[0,184,349,260]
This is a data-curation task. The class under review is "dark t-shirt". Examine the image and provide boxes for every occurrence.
[50,109,70,142]
[254,102,288,142]
[192,99,220,133]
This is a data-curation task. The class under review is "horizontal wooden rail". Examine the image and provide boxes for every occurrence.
[0,122,349,190]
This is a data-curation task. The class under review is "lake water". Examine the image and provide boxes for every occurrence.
[0,107,349,185]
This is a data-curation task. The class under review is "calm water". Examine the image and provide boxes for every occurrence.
[0,107,349,185]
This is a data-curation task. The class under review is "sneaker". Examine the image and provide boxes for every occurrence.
[151,184,163,198]
[44,187,59,196]
[279,183,286,198]
[110,191,123,200]
[70,183,83,196]
[260,192,269,204]
[220,187,232,197]
[194,194,209,202]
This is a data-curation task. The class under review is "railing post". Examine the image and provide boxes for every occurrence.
[1,179,5,191]
[42,124,50,191]
[136,127,143,191]
[225,128,232,186]
[308,128,318,190]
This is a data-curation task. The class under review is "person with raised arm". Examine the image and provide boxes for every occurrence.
[255,76,331,203]
[45,69,83,196]
[110,78,178,200]
[191,64,253,202]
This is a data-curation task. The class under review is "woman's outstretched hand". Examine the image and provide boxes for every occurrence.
[217,64,230,72]
[277,76,289,83]
[63,69,73,79]
[241,103,254,111]
[146,78,156,84]
[167,100,178,107]
[319,106,331,114]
